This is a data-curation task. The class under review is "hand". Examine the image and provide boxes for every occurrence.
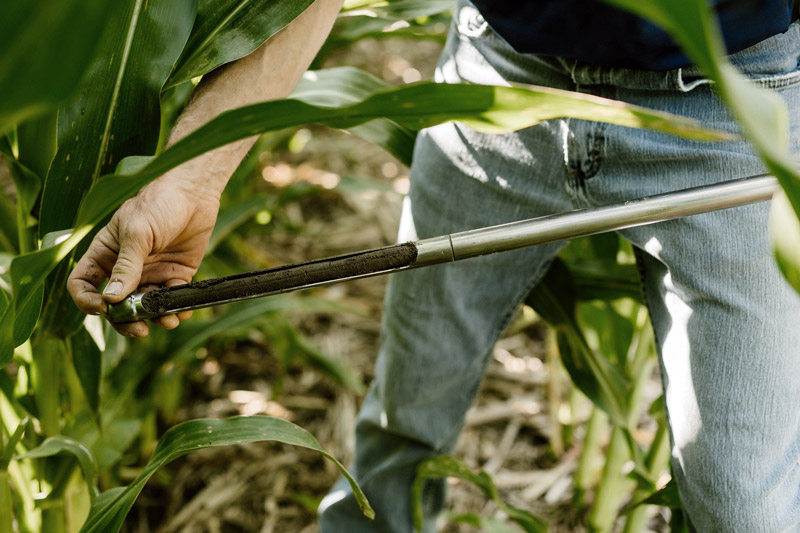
[67,176,221,337]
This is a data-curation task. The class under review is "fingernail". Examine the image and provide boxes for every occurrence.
[104,281,123,296]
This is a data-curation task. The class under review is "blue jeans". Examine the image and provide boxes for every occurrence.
[319,3,800,531]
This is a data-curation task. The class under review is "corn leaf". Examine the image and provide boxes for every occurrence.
[15,113,57,184]
[208,195,271,252]
[770,191,800,292]
[12,81,730,343]
[412,455,547,533]
[15,436,99,501]
[318,12,448,66]
[0,289,11,368]
[0,1,114,133]
[525,259,631,426]
[79,416,373,533]
[293,67,417,165]
[38,0,198,235]
[0,190,17,254]
[166,0,315,89]
[603,0,800,290]
[262,319,365,394]
[0,417,28,469]
[70,329,102,413]
[77,81,731,230]
[342,0,454,19]
[12,229,74,347]
[329,13,448,45]
[0,138,41,224]
[161,297,298,361]
[10,229,90,349]
[625,478,682,511]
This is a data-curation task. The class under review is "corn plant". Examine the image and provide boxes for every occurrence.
[2,0,799,532]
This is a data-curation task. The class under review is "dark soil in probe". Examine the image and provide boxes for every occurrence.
[141,242,418,314]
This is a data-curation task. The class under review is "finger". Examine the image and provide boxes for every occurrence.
[68,233,116,315]
[67,276,108,315]
[102,219,151,304]
[112,319,150,338]
[152,314,180,329]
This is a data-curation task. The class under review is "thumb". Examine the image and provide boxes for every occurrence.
[102,236,148,303]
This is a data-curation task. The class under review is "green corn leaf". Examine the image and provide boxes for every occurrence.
[15,436,99,501]
[447,513,483,528]
[579,302,635,369]
[160,297,303,361]
[39,260,89,340]
[103,296,351,421]
[11,229,75,347]
[0,137,42,227]
[208,195,271,252]
[76,81,731,231]
[318,13,448,68]
[166,0,315,89]
[69,328,102,413]
[526,259,631,426]
[12,80,730,343]
[0,1,114,133]
[292,67,418,165]
[770,190,800,293]
[11,286,43,350]
[38,0,198,236]
[0,289,12,368]
[330,13,448,45]
[0,417,28,469]
[568,262,642,303]
[560,236,643,303]
[342,0,455,19]
[10,229,89,349]
[262,319,365,394]
[0,472,11,533]
[602,0,800,290]
[412,455,547,533]
[0,189,17,254]
[15,113,57,183]
[625,478,682,511]
[79,416,373,533]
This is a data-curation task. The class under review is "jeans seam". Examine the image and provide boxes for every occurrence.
[751,71,800,89]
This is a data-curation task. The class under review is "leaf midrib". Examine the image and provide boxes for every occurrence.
[92,0,145,185]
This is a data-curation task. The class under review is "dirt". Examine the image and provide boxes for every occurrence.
[142,243,418,314]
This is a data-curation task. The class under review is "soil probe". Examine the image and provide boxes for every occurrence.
[108,174,779,323]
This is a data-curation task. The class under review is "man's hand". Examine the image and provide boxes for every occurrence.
[67,177,220,337]
[66,0,342,336]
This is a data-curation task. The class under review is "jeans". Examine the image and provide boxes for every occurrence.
[318,2,800,531]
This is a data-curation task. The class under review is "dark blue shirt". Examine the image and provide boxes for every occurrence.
[471,0,794,70]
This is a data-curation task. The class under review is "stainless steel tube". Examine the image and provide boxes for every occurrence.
[413,174,778,266]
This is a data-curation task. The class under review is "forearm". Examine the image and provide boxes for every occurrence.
[164,0,343,200]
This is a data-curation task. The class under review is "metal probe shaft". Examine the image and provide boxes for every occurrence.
[108,174,779,323]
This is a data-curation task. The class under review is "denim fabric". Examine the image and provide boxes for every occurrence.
[318,2,800,531]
